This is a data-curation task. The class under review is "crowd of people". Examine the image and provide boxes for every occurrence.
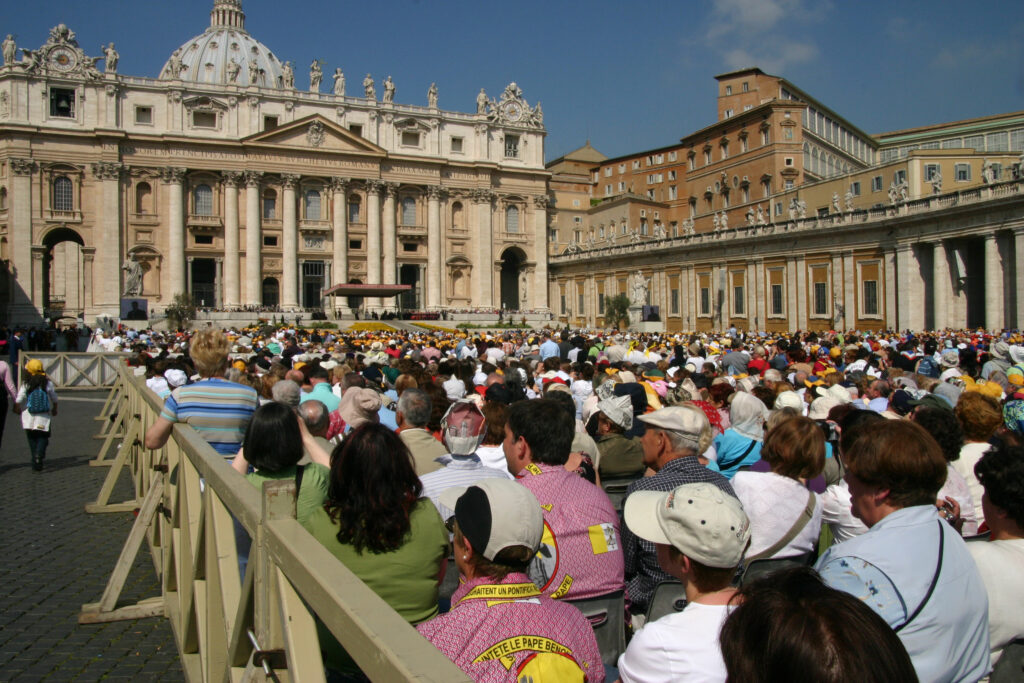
[4,321,1024,681]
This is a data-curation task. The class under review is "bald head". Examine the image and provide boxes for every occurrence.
[298,400,329,437]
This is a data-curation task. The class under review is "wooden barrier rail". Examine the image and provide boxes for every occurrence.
[80,363,470,682]
[19,352,132,389]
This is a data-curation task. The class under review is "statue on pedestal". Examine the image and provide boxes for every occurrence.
[832,192,841,214]
[427,82,438,108]
[383,75,395,103]
[102,43,119,73]
[226,58,240,83]
[844,190,854,212]
[1,35,15,66]
[309,60,322,92]
[282,61,295,89]
[122,255,143,296]
[476,88,488,115]
[248,57,259,85]
[629,272,650,308]
[363,73,375,99]
[720,211,729,230]
[931,169,943,195]
[332,68,345,96]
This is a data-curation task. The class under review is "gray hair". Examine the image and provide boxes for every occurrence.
[298,400,329,437]
[271,379,301,408]
[396,387,431,427]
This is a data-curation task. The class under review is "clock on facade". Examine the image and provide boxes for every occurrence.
[501,100,523,123]
[48,46,77,72]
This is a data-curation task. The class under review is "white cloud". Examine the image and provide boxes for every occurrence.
[703,0,827,74]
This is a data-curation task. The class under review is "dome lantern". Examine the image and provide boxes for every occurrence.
[210,0,246,31]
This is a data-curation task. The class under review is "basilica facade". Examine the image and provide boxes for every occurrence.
[0,1,550,325]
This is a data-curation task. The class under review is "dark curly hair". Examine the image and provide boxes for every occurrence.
[911,407,964,463]
[324,422,422,554]
[975,441,1024,529]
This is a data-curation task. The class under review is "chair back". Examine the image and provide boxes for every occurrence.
[964,531,992,543]
[566,590,625,668]
[738,551,816,586]
[644,580,687,624]
[991,639,1024,683]
[601,477,637,512]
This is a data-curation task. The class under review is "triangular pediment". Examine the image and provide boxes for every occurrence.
[242,114,385,156]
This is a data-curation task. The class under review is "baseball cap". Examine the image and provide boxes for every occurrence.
[597,395,633,432]
[440,479,543,561]
[624,482,750,568]
[908,393,953,412]
[25,359,45,376]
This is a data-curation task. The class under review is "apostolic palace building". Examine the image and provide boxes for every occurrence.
[0,1,549,325]
[2,2,1024,332]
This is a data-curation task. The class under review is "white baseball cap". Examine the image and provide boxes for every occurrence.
[440,479,543,561]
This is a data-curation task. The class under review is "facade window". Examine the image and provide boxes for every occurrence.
[618,163,626,173]
[193,184,213,215]
[578,289,584,313]
[632,160,641,170]
[192,111,217,128]
[761,180,770,198]
[741,186,750,203]
[742,81,749,92]
[548,228,558,243]
[700,287,710,316]
[263,235,278,247]
[263,115,278,130]
[349,124,363,137]
[618,181,625,191]
[450,136,464,153]
[725,85,733,95]
[504,134,520,158]
[733,286,744,315]
[863,280,878,315]
[871,175,883,192]
[784,180,794,190]
[761,128,770,146]
[348,194,361,223]
[924,164,939,181]
[670,288,679,314]
[452,202,464,229]
[850,181,861,196]
[135,182,152,214]
[49,88,75,118]
[770,283,783,315]
[304,189,322,220]
[262,189,277,219]
[894,169,907,185]
[605,167,613,177]
[605,184,612,196]
[401,196,416,225]
[560,292,566,315]
[53,176,74,211]
[668,170,677,180]
[668,185,678,200]
[721,141,729,158]
[723,109,734,118]
[687,155,695,171]
[401,131,421,147]
[775,202,783,216]
[814,282,828,316]
[668,151,677,161]
[598,293,605,314]
[991,163,1002,180]
[348,239,362,250]
[740,137,748,153]
[506,205,519,233]
[194,234,214,245]
[955,164,970,182]
[135,106,153,125]
[704,149,712,165]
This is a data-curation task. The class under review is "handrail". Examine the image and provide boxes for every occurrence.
[80,362,470,682]
[19,352,132,389]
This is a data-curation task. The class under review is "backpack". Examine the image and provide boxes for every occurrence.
[916,356,940,379]
[27,386,51,414]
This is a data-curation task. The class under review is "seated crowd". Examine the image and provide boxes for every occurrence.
[136,324,1024,682]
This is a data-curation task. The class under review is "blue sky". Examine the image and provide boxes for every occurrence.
[3,0,1022,161]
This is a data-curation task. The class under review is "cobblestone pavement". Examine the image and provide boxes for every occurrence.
[0,391,183,681]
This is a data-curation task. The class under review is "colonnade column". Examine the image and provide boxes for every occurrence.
[382,183,397,291]
[30,248,45,311]
[1015,228,1024,329]
[222,171,242,308]
[426,185,442,309]
[244,171,263,306]
[329,177,349,314]
[161,166,187,300]
[896,243,925,331]
[842,252,855,331]
[984,233,1004,331]
[475,190,494,308]
[884,247,898,330]
[81,247,95,314]
[365,180,383,310]
[532,196,549,310]
[281,174,299,310]
[9,158,35,320]
[90,162,124,316]
[933,241,949,331]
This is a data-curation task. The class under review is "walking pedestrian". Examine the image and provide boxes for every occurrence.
[14,359,58,471]
[0,357,16,450]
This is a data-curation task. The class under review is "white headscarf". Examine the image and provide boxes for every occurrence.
[729,391,769,441]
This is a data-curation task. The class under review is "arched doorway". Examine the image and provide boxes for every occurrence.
[499,247,526,311]
[42,226,85,320]
[346,278,363,311]
[262,277,279,307]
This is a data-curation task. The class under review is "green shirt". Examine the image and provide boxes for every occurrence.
[302,498,449,673]
[597,432,645,479]
[245,463,330,524]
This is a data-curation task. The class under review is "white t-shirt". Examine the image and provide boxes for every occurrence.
[732,471,823,558]
[954,442,991,526]
[937,464,978,536]
[474,444,513,478]
[820,479,869,544]
[618,601,729,683]
[967,538,1024,668]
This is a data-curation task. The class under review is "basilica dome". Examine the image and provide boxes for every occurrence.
[159,0,285,88]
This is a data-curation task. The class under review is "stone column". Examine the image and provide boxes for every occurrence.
[475,190,494,308]
[426,185,443,309]
[1015,229,1024,330]
[8,158,35,321]
[786,258,798,331]
[187,256,195,298]
[81,247,96,313]
[92,161,124,316]
[329,177,349,313]
[30,247,45,311]
[382,183,398,291]
[754,258,766,331]
[161,167,187,300]
[933,241,949,331]
[222,171,242,308]
[842,252,855,330]
[365,180,383,310]
[795,255,807,330]
[281,174,299,310]
[214,257,223,308]
[532,196,550,310]
[244,171,263,306]
[884,247,898,329]
[984,233,1004,331]
[895,243,925,331]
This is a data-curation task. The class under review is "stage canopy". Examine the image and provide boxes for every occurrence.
[323,283,412,297]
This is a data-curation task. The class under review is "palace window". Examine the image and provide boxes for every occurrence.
[850,181,861,196]
[401,131,421,147]
[814,282,828,316]
[263,115,278,131]
[401,196,417,225]
[348,194,361,223]
[262,189,277,219]
[192,111,217,128]
[505,135,520,158]
[348,239,362,250]
[506,205,519,233]
[700,287,710,316]
[193,184,213,215]
[734,285,744,315]
[53,176,74,211]
[770,284,783,315]
[451,136,464,153]
[135,106,153,125]
[955,164,971,182]
[263,235,278,247]
[304,189,322,220]
[670,288,679,314]
[349,124,363,137]
[871,175,883,192]
[451,202,464,228]
[863,280,878,316]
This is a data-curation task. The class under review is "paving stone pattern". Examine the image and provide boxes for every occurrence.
[0,392,184,681]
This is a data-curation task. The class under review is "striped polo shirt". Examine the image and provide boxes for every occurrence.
[160,378,259,456]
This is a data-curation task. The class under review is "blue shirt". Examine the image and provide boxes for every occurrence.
[299,382,340,413]
[817,505,990,682]
[708,429,762,479]
[539,339,559,360]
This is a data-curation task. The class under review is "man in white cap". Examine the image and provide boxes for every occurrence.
[593,394,645,480]
[622,405,735,623]
[618,482,751,682]
[416,479,604,681]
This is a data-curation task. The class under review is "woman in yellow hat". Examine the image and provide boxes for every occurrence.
[14,359,59,471]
